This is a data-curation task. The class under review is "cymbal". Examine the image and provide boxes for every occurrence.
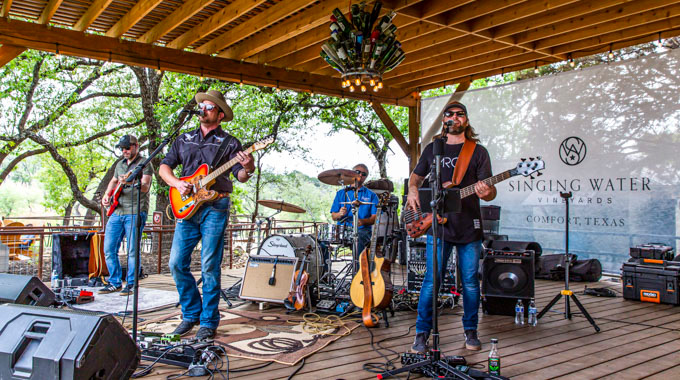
[257,200,306,214]
[317,168,360,186]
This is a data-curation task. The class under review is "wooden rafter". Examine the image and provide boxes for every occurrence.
[165,0,267,50]
[371,103,409,156]
[106,0,164,38]
[0,17,417,107]
[0,0,13,18]
[73,0,114,31]
[37,0,63,25]
[0,44,24,66]
[138,0,213,44]
[195,0,317,55]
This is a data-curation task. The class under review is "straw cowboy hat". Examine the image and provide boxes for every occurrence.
[195,90,233,122]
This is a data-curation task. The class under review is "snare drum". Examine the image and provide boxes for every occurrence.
[257,234,322,284]
[318,224,350,244]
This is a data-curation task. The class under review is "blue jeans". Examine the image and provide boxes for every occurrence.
[169,198,229,329]
[416,235,482,333]
[104,212,147,288]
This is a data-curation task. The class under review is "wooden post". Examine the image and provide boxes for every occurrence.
[38,233,44,280]
[408,105,420,173]
[157,228,163,274]
[229,230,233,269]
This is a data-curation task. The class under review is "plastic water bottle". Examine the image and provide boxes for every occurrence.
[488,338,501,375]
[528,298,538,326]
[514,299,524,325]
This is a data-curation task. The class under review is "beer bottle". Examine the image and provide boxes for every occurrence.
[488,338,501,375]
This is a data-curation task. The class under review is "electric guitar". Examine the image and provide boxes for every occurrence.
[405,158,545,238]
[105,171,131,217]
[169,134,275,220]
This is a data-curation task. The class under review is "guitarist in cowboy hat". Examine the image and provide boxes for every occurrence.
[159,89,255,340]
[100,134,153,296]
[406,101,496,353]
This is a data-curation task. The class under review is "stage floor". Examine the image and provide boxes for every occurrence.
[131,266,680,379]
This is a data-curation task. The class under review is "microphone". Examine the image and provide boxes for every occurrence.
[444,120,454,127]
[182,109,204,117]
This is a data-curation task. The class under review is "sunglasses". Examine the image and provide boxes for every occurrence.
[198,102,218,111]
[121,144,136,150]
[443,110,466,118]
[355,170,368,177]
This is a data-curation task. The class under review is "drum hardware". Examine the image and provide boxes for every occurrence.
[317,168,361,186]
[255,199,307,251]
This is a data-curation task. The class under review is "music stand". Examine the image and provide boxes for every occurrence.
[536,191,599,332]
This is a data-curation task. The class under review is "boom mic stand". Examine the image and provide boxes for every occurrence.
[381,138,470,379]
[537,191,599,332]
[127,111,199,343]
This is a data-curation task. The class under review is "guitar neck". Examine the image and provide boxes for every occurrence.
[201,145,257,186]
[458,170,512,199]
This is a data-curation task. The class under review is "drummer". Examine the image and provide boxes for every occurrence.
[330,163,378,270]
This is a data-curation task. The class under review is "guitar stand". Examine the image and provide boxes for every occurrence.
[537,192,600,333]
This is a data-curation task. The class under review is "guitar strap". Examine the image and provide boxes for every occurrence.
[211,134,236,170]
[449,139,477,187]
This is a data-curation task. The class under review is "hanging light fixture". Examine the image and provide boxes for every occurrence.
[320,1,405,93]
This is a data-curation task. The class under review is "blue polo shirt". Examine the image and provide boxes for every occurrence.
[330,187,378,230]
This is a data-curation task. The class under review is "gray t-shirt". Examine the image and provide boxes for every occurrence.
[113,155,153,215]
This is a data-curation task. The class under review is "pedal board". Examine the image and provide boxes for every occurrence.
[316,299,337,311]
[401,352,466,368]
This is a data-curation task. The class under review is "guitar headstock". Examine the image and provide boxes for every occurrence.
[378,192,391,207]
[511,157,545,179]
[250,134,276,151]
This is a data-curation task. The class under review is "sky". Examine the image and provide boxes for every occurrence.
[263,121,411,185]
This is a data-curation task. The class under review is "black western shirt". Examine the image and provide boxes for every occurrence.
[161,126,244,194]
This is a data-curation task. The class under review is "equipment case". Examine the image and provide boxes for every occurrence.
[629,244,674,261]
[622,262,680,305]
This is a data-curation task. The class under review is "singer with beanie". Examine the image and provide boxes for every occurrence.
[406,101,496,353]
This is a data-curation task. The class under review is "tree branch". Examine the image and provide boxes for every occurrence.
[74,92,141,105]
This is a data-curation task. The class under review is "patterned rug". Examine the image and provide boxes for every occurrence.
[141,308,359,365]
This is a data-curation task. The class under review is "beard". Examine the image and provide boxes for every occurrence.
[445,123,466,135]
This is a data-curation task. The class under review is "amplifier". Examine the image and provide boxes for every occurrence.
[406,243,458,298]
[240,255,298,303]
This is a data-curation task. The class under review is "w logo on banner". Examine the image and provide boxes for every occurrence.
[559,136,587,166]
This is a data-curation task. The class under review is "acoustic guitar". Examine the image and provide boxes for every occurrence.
[350,193,392,327]
[404,158,545,238]
[169,134,275,220]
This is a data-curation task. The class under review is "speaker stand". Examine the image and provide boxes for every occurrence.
[537,192,599,332]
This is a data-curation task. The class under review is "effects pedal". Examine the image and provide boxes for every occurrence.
[400,352,466,373]
[316,299,337,311]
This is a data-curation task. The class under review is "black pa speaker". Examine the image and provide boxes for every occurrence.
[0,274,55,307]
[482,250,535,316]
[0,304,140,379]
[486,240,542,257]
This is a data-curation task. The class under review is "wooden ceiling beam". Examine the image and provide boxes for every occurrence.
[0,17,416,106]
[38,0,64,24]
[392,0,473,23]
[272,41,323,68]
[0,44,24,67]
[397,51,545,89]
[0,1,12,17]
[390,46,530,86]
[445,0,527,26]
[251,23,327,64]
[551,14,680,55]
[372,103,410,156]
[166,0,266,50]
[491,0,624,39]
[138,0,213,44]
[531,2,680,51]
[385,39,504,79]
[218,0,347,60]
[195,0,317,55]
[469,0,579,33]
[73,0,114,31]
[105,0,164,38]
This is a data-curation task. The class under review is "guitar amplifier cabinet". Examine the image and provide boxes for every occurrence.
[240,255,298,303]
[622,262,680,305]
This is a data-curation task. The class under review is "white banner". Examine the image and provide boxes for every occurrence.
[421,49,680,273]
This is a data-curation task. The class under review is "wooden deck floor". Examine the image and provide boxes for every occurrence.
[132,266,680,379]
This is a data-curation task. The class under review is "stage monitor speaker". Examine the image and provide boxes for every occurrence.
[240,255,298,303]
[0,274,55,307]
[0,304,140,379]
[482,296,530,317]
[482,250,535,300]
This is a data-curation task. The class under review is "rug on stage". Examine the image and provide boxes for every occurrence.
[72,287,179,314]
[140,308,359,365]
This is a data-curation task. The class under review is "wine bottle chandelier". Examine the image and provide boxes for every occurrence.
[320,1,405,93]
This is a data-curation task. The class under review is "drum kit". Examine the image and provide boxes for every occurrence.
[244,168,401,310]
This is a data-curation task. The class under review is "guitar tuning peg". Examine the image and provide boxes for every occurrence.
[521,158,526,162]
[537,172,543,176]
[529,157,535,161]
[530,175,535,180]
[537,156,542,160]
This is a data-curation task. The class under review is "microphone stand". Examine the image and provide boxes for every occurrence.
[381,138,473,379]
[127,112,199,343]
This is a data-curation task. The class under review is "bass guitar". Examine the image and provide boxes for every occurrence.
[350,193,392,327]
[405,157,545,238]
[105,171,131,217]
[169,134,275,220]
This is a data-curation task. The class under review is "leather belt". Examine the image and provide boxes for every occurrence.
[214,192,230,200]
